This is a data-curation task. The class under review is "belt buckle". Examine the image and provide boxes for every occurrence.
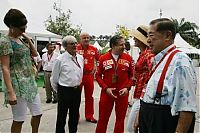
[74,86,79,89]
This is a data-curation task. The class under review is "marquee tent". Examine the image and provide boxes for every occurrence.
[0,0,62,46]
[175,34,200,54]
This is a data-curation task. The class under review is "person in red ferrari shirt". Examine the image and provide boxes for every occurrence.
[95,35,134,133]
[127,25,154,132]
[76,32,100,123]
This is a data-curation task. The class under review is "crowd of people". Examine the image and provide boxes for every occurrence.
[0,8,198,133]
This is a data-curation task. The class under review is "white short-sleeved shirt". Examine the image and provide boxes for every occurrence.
[42,51,60,71]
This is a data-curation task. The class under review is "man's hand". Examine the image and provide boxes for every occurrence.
[119,88,129,96]
[176,111,195,133]
[106,88,117,98]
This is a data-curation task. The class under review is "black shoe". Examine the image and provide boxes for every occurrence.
[52,100,57,104]
[46,99,52,103]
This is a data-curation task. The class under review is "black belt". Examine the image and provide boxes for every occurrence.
[44,71,52,72]
[58,84,80,90]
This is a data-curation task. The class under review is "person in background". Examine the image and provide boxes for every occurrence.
[51,35,84,133]
[127,25,154,132]
[124,41,131,54]
[124,41,135,108]
[95,35,134,133]
[42,43,60,103]
[33,52,42,79]
[139,18,197,133]
[76,32,100,123]
[0,8,42,133]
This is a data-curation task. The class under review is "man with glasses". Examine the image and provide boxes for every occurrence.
[51,35,84,133]
[76,32,100,123]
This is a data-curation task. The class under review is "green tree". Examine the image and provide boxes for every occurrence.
[115,25,130,41]
[172,18,200,48]
[45,3,82,41]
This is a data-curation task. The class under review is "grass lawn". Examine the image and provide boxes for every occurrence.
[36,75,44,88]
[0,75,44,92]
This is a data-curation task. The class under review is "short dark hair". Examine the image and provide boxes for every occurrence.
[46,43,55,49]
[4,8,27,28]
[109,35,123,48]
[150,18,176,39]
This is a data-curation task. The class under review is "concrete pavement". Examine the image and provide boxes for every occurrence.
[0,67,199,133]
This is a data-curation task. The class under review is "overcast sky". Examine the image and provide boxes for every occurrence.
[1,0,199,36]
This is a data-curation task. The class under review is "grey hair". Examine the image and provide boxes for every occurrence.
[62,35,77,48]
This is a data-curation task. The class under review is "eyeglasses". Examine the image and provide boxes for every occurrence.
[68,42,77,45]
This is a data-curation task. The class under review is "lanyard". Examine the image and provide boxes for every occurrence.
[47,53,53,62]
[111,53,120,75]
[72,56,81,68]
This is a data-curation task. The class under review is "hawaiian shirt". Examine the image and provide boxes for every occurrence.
[0,35,38,105]
[142,44,197,116]
[133,49,154,99]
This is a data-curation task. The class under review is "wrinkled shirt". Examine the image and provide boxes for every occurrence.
[0,35,38,105]
[133,49,154,99]
[50,51,84,92]
[142,44,197,116]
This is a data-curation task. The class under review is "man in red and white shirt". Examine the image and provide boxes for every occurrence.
[76,32,100,123]
[95,35,134,133]
[42,43,60,103]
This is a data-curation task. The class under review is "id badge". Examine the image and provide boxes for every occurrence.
[112,74,118,83]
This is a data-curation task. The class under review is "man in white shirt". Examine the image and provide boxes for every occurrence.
[42,43,60,103]
[51,36,84,133]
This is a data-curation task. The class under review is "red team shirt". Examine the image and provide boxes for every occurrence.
[76,44,100,73]
[96,50,134,91]
[133,49,154,99]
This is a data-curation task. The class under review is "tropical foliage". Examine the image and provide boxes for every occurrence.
[115,25,130,41]
[172,18,200,48]
[45,3,82,41]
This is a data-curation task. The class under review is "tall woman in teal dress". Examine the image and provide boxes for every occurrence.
[0,9,42,133]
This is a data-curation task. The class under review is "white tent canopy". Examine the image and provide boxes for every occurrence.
[175,34,200,54]
[93,41,102,50]
[0,0,62,43]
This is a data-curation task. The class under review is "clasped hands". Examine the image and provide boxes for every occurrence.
[106,88,129,98]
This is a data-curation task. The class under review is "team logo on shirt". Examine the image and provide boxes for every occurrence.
[87,50,95,55]
[103,59,113,67]
[118,59,129,67]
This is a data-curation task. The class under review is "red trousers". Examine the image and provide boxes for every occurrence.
[96,90,129,133]
[80,74,95,119]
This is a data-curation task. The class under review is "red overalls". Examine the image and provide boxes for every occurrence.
[95,50,134,133]
[76,44,100,120]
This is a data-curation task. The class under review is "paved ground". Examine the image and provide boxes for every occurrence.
[0,67,199,133]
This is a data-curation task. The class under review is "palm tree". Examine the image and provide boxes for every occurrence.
[172,18,200,48]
